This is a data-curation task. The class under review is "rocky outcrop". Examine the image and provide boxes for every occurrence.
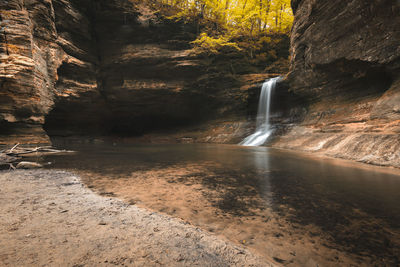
[0,0,99,143]
[0,0,289,144]
[272,0,400,167]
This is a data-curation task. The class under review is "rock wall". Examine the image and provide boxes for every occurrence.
[0,0,99,143]
[3,0,400,169]
[0,0,289,144]
[272,0,400,167]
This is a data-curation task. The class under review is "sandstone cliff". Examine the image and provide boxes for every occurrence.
[3,0,399,169]
[0,0,99,143]
[0,0,288,144]
[271,0,400,167]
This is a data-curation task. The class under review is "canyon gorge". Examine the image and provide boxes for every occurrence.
[1,0,400,168]
[2,1,400,266]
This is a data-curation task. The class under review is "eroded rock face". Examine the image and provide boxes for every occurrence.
[273,0,400,167]
[1,0,56,143]
[0,0,99,143]
[0,0,289,143]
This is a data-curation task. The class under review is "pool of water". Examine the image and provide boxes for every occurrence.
[41,142,400,266]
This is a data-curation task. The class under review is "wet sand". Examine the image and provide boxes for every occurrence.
[0,170,273,266]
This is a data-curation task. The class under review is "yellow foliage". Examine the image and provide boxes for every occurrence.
[156,0,293,33]
[191,32,241,54]
[149,0,293,54]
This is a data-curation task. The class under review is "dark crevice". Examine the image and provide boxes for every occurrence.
[296,59,394,104]
[290,0,303,14]
[319,58,393,97]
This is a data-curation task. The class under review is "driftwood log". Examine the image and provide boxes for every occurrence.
[0,144,73,170]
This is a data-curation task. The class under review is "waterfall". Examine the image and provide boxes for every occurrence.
[240,77,281,146]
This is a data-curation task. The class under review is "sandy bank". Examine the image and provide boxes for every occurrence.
[0,170,274,266]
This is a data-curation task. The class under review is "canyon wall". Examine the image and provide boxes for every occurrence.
[271,0,400,167]
[0,0,99,143]
[3,0,399,168]
[0,0,288,144]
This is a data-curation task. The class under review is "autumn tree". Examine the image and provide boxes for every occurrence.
[145,0,293,55]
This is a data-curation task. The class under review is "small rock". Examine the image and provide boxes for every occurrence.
[175,254,185,262]
[16,161,43,169]
[274,232,284,238]
[181,137,194,143]
[273,257,286,264]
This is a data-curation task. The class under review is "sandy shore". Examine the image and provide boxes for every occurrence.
[0,170,274,266]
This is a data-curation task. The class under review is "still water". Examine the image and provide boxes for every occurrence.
[43,142,400,266]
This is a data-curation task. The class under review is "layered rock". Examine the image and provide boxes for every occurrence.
[0,0,99,143]
[48,0,288,137]
[0,0,289,144]
[272,0,400,167]
[1,0,57,143]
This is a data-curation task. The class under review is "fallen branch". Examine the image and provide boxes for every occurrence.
[9,163,15,170]
[5,146,74,157]
[0,145,74,170]
[9,143,19,153]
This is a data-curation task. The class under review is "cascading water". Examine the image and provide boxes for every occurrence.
[240,77,281,146]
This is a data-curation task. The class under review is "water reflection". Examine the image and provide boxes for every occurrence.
[42,142,400,266]
[250,147,272,204]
